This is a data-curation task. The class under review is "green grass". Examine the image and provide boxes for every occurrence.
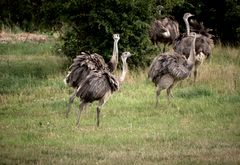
[0,42,56,56]
[0,41,240,164]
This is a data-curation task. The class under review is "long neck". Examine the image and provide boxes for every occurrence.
[119,58,128,83]
[187,35,196,66]
[184,17,190,36]
[109,39,119,72]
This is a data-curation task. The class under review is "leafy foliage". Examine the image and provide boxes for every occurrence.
[61,0,157,67]
[171,0,240,44]
[1,0,240,66]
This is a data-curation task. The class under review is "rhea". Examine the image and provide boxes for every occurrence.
[174,14,214,82]
[148,32,197,107]
[65,34,120,117]
[68,52,131,127]
[149,6,180,52]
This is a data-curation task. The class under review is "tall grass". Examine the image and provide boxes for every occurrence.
[0,41,240,164]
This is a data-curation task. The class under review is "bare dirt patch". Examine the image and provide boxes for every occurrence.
[0,31,48,43]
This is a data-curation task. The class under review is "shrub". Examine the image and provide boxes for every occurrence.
[61,0,157,67]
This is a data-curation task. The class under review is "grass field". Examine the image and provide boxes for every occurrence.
[0,40,240,164]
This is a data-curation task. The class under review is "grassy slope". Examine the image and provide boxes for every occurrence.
[0,41,240,164]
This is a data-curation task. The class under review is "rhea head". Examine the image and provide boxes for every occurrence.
[121,51,132,61]
[113,33,120,41]
[183,13,194,20]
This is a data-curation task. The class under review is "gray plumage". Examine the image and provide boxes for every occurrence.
[190,19,214,38]
[174,35,213,59]
[173,16,214,82]
[148,32,197,107]
[76,71,119,103]
[65,52,108,88]
[149,16,180,51]
[65,34,120,118]
[149,52,192,84]
[65,34,120,88]
[67,52,131,127]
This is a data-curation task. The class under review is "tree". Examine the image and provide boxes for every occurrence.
[61,0,157,67]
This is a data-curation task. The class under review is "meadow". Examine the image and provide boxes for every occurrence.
[0,37,240,164]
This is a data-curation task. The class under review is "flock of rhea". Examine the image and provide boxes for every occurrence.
[64,9,214,127]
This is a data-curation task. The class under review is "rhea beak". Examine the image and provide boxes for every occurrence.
[125,52,132,58]
[128,53,135,58]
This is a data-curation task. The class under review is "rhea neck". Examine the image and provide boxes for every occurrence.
[119,57,128,83]
[187,33,197,66]
[109,38,119,72]
[184,16,191,36]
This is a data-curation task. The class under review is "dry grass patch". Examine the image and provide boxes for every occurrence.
[0,31,48,43]
[197,63,239,93]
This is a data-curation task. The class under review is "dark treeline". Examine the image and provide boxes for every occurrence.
[1,0,239,66]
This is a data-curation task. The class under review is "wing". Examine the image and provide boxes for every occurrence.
[148,53,170,85]
[69,52,107,71]
[149,20,168,39]
[190,19,214,38]
[174,34,214,59]
[65,52,108,88]
[162,17,180,40]
[148,53,190,83]
[76,71,119,103]
[104,72,119,92]
[167,55,191,80]
[195,36,214,58]
[174,36,192,58]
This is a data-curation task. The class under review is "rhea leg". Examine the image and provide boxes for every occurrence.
[96,91,111,127]
[66,89,77,118]
[96,107,101,127]
[76,101,87,127]
[162,43,169,53]
[96,101,107,127]
[157,74,174,107]
[166,83,174,104]
[194,63,201,83]
[193,59,202,83]
[155,86,163,107]
[193,68,198,83]
[163,44,166,53]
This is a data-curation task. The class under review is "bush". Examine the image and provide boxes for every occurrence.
[61,0,158,67]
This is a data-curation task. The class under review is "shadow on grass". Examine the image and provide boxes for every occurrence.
[176,86,215,99]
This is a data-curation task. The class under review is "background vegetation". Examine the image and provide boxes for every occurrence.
[1,0,240,66]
